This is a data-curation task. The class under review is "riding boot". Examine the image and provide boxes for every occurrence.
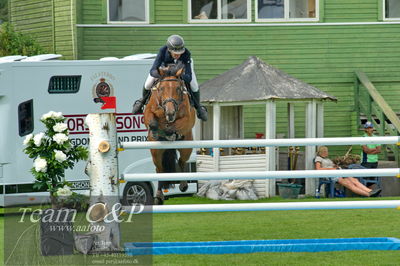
[192,91,208,121]
[132,87,151,114]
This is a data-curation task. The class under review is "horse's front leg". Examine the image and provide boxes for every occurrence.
[145,112,159,140]
[151,149,165,205]
[177,144,193,192]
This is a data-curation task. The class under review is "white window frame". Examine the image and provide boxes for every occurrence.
[188,0,252,23]
[107,0,150,24]
[383,0,400,21]
[255,0,319,22]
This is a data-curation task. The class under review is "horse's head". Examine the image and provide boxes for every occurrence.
[157,63,185,123]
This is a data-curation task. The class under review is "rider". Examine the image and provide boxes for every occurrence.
[132,34,208,121]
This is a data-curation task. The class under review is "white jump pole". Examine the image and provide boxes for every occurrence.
[123,200,400,214]
[120,136,400,150]
[122,168,400,182]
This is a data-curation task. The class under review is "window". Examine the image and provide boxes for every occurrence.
[48,75,81,94]
[190,0,251,22]
[384,0,400,19]
[18,99,34,137]
[108,0,149,23]
[256,0,318,21]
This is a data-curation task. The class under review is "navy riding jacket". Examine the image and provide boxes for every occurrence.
[150,45,192,84]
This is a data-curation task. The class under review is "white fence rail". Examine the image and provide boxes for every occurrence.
[122,168,400,182]
[121,136,400,150]
[123,200,400,213]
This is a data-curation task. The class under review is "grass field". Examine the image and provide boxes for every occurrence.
[1,196,400,265]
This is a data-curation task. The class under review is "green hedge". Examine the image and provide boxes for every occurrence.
[0,22,46,56]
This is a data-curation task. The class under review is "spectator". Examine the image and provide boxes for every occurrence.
[315,146,381,197]
[361,121,381,188]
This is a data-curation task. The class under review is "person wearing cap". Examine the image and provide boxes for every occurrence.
[132,34,208,121]
[361,121,381,188]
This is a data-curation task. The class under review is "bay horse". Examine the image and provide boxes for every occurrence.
[143,62,196,205]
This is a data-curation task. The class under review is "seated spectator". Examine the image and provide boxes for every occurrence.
[315,146,381,197]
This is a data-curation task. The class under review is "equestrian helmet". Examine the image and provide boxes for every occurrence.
[166,35,185,54]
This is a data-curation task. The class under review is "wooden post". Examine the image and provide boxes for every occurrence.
[213,103,220,172]
[265,101,276,197]
[305,100,317,195]
[84,113,120,252]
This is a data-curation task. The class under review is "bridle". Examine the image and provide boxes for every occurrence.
[157,78,185,112]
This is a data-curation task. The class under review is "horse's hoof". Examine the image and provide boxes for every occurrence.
[154,197,164,205]
[179,181,188,192]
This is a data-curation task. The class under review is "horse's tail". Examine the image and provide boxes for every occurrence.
[162,149,177,173]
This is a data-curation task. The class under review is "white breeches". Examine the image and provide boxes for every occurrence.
[144,61,199,92]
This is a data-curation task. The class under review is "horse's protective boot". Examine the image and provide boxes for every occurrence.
[192,91,208,121]
[132,88,151,114]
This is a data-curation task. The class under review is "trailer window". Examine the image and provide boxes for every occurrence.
[18,99,34,137]
[48,75,81,94]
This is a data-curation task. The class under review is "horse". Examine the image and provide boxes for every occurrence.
[143,62,196,205]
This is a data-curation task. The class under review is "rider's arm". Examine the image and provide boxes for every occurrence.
[149,46,166,78]
[180,52,193,84]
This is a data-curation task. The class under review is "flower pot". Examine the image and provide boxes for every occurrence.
[40,208,75,256]
[278,183,303,199]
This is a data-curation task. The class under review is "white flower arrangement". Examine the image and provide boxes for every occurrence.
[34,157,47,172]
[54,150,67,162]
[23,111,88,206]
[56,185,73,197]
[33,132,45,147]
[53,133,69,145]
[23,133,33,146]
[53,122,68,133]
[41,111,63,121]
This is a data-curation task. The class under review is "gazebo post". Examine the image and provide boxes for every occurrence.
[305,100,318,195]
[317,102,324,138]
[213,103,221,172]
[265,100,276,197]
[288,103,295,138]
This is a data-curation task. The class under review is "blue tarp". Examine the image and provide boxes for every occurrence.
[125,238,400,255]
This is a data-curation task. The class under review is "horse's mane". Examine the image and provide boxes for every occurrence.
[161,62,184,77]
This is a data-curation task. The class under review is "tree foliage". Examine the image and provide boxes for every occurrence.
[0,22,47,56]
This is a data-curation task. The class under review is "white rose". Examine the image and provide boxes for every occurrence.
[34,157,47,172]
[41,111,64,121]
[53,133,69,145]
[23,134,33,145]
[41,111,55,120]
[54,112,64,119]
[33,132,45,147]
[56,185,72,197]
[54,150,67,162]
[53,123,68,133]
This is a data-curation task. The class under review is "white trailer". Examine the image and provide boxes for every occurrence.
[0,55,197,206]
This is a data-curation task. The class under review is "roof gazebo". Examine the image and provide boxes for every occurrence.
[197,56,336,197]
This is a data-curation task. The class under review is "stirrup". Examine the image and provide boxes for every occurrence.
[197,106,208,121]
[132,99,144,114]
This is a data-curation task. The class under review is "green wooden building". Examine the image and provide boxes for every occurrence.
[9,0,400,159]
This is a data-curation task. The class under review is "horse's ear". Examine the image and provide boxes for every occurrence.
[176,67,184,77]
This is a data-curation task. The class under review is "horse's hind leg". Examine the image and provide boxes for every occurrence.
[154,183,165,205]
[177,148,193,192]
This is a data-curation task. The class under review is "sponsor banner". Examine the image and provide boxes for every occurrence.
[65,113,147,135]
